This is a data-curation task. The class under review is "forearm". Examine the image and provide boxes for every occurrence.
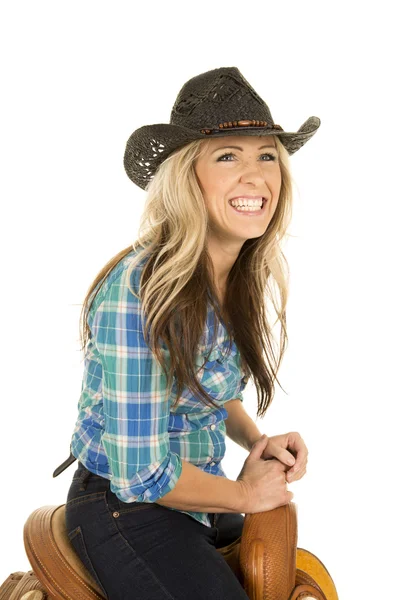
[225,399,263,452]
[155,459,245,513]
[156,402,261,513]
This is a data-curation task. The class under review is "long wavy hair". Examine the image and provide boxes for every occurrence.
[79,135,294,419]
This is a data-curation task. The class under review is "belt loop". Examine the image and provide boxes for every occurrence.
[78,466,92,491]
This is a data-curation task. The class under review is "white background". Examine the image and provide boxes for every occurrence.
[1,2,399,598]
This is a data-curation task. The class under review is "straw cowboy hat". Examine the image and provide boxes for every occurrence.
[123,65,321,190]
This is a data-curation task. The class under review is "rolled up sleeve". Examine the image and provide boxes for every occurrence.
[89,266,182,503]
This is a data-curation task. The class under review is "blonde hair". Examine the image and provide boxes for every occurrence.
[79,135,294,419]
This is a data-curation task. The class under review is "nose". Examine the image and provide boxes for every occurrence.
[238,160,266,185]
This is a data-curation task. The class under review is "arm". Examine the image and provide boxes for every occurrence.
[224,398,263,452]
[89,264,245,513]
[89,265,182,503]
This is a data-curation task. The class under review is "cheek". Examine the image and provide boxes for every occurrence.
[275,169,282,189]
[271,172,282,202]
[204,178,231,208]
[209,173,230,193]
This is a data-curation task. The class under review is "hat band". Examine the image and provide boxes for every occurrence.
[200,120,284,135]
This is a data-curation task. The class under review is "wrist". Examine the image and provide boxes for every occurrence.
[245,433,265,452]
[234,479,251,513]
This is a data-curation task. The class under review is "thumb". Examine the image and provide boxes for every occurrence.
[249,434,268,459]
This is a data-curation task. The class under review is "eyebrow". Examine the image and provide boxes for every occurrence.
[211,144,277,154]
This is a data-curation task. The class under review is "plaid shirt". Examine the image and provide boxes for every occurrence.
[70,249,248,528]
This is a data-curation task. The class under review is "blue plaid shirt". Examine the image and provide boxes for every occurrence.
[70,248,248,528]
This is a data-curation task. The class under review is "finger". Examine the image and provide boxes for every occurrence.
[286,458,307,478]
[287,466,307,483]
[287,435,308,462]
[285,451,296,466]
[293,467,306,482]
[293,447,308,467]
[288,456,308,474]
[268,442,296,466]
[286,441,308,472]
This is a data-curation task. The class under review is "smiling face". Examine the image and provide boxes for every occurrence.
[195,134,281,238]
[194,134,282,287]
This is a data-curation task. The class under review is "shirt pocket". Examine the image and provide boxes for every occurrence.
[196,342,243,402]
[194,345,227,372]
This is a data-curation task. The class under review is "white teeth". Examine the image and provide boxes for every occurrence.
[229,197,264,207]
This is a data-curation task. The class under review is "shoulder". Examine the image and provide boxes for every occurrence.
[89,247,150,317]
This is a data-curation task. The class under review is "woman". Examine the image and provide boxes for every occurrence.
[54,66,320,599]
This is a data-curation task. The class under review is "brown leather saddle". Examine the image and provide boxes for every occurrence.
[0,498,339,600]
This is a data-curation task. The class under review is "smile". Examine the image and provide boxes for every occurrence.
[228,198,268,217]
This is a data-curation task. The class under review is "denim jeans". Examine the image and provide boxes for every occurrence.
[65,462,250,599]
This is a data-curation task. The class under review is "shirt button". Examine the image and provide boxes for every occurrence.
[210,424,216,430]
[210,461,216,466]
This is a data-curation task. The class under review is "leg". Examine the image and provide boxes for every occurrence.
[65,464,250,600]
[210,511,245,549]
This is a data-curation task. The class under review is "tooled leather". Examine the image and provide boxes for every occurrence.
[239,503,297,600]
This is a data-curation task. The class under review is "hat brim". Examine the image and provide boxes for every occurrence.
[124,116,321,190]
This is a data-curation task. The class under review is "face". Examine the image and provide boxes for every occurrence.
[194,135,282,283]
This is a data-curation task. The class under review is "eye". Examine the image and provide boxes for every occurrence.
[217,152,277,162]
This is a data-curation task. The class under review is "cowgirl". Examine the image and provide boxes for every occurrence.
[55,66,320,600]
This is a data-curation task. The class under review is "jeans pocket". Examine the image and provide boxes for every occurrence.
[105,487,160,516]
[67,525,108,598]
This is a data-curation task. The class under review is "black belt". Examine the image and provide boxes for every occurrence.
[53,446,77,478]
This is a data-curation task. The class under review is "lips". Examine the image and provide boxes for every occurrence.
[228,197,268,216]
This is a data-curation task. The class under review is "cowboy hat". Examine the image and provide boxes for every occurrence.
[123,66,321,190]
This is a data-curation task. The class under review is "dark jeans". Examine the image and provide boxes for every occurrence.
[65,462,250,600]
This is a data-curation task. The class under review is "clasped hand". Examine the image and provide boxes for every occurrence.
[258,432,308,483]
